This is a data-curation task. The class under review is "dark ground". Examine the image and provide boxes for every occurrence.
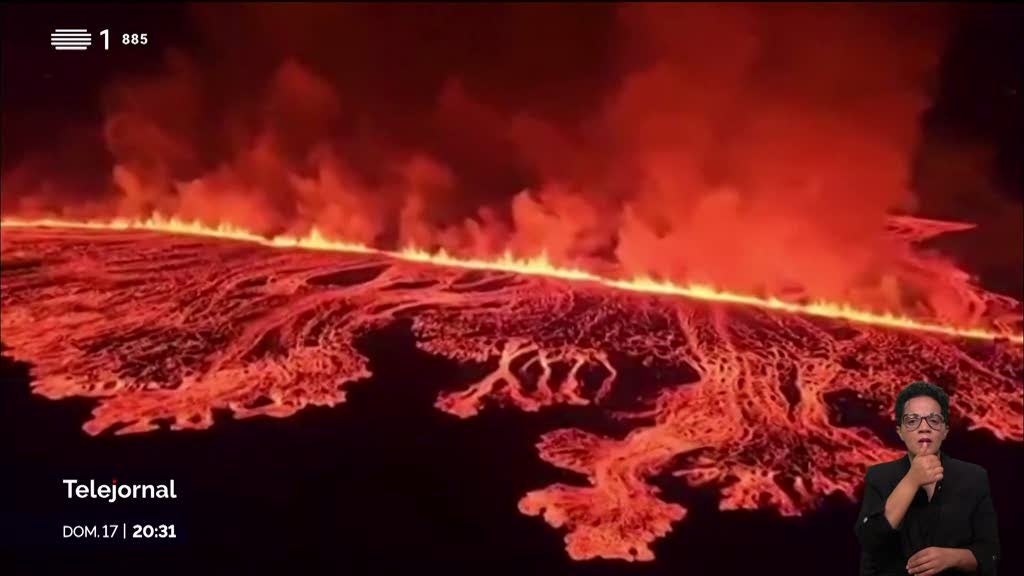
[4,319,1022,575]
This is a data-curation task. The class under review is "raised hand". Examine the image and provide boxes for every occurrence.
[906,454,943,488]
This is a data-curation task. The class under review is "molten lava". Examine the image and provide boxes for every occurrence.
[1,223,1021,562]
[3,216,1020,344]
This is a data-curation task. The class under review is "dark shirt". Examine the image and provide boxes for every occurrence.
[855,451,1000,576]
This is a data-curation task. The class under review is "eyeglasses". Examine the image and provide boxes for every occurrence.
[901,413,946,430]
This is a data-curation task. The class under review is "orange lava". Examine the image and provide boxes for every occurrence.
[2,215,1021,344]
[1,225,1022,562]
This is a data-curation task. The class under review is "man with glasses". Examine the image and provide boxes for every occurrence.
[855,381,1000,575]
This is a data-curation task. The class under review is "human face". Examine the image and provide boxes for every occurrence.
[897,395,948,458]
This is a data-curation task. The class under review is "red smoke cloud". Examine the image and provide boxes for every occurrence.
[6,3,1014,322]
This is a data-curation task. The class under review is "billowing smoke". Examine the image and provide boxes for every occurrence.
[6,3,1017,320]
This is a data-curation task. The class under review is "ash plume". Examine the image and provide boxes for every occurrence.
[4,3,1017,321]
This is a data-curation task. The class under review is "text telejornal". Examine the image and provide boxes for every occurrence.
[63,479,178,503]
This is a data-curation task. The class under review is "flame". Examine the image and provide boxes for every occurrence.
[2,214,1021,344]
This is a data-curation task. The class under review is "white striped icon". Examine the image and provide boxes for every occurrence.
[51,29,92,51]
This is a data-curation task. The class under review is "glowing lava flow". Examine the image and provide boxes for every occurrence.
[1,225,1022,562]
[2,215,1020,344]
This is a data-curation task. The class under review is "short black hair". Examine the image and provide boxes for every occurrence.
[895,381,949,424]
